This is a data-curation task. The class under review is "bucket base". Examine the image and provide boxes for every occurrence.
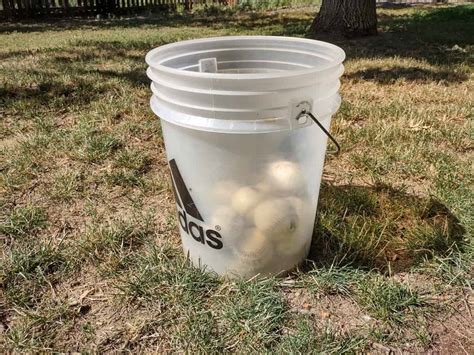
[183,237,311,279]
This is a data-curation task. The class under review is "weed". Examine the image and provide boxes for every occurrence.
[421,247,473,289]
[83,132,122,163]
[278,318,367,353]
[116,243,218,304]
[0,206,47,240]
[218,278,286,351]
[5,301,76,351]
[1,245,71,308]
[67,125,123,163]
[356,276,424,324]
[300,264,364,296]
[103,170,145,188]
[114,148,151,172]
[78,217,154,273]
[49,168,84,201]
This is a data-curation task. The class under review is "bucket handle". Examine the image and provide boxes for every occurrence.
[296,109,341,155]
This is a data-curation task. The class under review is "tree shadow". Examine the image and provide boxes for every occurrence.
[0,10,251,33]
[305,182,466,274]
[314,6,472,71]
[345,66,469,84]
[0,78,108,111]
[1,43,148,112]
[2,6,471,87]
[77,68,149,87]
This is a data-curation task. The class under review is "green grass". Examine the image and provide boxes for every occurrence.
[49,168,84,201]
[277,319,367,353]
[77,216,154,274]
[5,301,77,351]
[0,4,473,353]
[1,245,71,308]
[356,276,424,324]
[300,264,364,296]
[0,205,47,240]
[218,278,287,351]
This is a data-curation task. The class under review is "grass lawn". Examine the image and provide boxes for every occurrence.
[0,4,473,352]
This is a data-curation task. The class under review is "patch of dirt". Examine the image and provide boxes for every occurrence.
[284,288,374,333]
[0,135,21,151]
[428,290,474,354]
[392,272,439,295]
[52,267,129,351]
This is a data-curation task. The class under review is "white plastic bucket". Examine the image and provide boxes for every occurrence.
[146,36,345,278]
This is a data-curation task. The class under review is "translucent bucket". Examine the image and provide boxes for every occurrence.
[146,36,345,277]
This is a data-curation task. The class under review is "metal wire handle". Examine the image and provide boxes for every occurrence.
[296,109,341,155]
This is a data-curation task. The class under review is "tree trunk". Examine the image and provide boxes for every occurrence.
[2,0,12,18]
[309,0,377,38]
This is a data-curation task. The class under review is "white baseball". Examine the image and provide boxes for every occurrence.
[230,228,273,276]
[266,160,304,194]
[253,198,299,241]
[231,186,264,215]
[254,181,274,195]
[274,229,307,256]
[237,228,269,259]
[273,197,312,256]
[286,197,311,222]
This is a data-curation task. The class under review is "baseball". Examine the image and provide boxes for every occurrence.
[274,230,306,256]
[230,228,273,276]
[266,160,304,194]
[253,198,299,241]
[274,197,312,256]
[286,197,311,222]
[231,186,264,215]
[237,228,269,259]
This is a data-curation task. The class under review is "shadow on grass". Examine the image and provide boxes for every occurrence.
[1,6,472,60]
[0,10,307,34]
[322,5,473,69]
[3,5,471,112]
[1,45,147,111]
[77,68,150,86]
[0,79,108,111]
[1,5,472,106]
[345,66,469,84]
[306,182,466,274]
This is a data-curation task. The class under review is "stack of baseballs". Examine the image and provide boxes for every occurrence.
[211,159,311,276]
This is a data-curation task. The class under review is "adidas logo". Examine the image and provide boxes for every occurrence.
[169,159,223,250]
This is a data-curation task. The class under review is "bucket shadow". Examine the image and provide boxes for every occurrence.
[304,182,466,274]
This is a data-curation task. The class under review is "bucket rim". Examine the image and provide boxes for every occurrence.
[145,35,346,80]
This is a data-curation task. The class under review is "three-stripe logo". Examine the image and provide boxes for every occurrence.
[169,159,223,250]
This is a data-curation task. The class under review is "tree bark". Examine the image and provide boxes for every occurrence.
[309,0,377,38]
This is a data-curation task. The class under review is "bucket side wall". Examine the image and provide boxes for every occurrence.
[161,118,330,276]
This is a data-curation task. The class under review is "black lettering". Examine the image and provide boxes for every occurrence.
[178,209,188,233]
[189,222,205,244]
[206,230,223,250]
